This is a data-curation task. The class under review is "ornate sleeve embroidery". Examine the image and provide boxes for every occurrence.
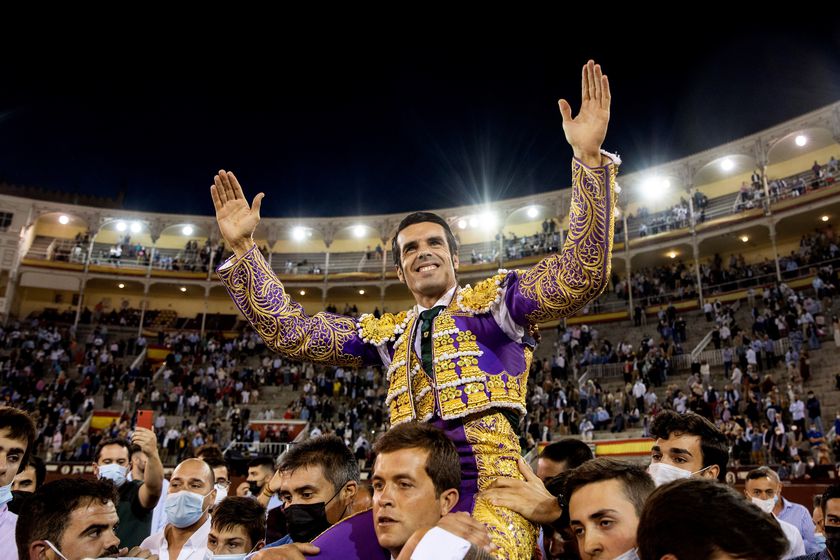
[507,155,618,324]
[217,245,378,367]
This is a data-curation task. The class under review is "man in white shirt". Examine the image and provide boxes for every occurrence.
[141,458,216,560]
[744,467,806,558]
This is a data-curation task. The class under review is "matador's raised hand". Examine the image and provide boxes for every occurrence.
[210,170,265,259]
[559,60,611,167]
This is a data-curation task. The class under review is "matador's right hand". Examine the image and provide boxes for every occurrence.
[210,169,265,259]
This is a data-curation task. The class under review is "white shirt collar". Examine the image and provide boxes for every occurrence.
[415,285,458,314]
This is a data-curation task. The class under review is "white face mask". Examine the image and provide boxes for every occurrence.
[98,463,128,487]
[213,483,229,504]
[612,548,639,560]
[647,462,711,487]
[750,495,778,514]
[205,542,260,560]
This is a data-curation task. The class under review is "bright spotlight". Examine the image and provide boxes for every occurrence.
[292,227,307,241]
[182,225,194,236]
[353,225,365,238]
[58,215,70,225]
[642,177,670,199]
[457,219,467,230]
[116,221,127,232]
[740,235,749,243]
[130,221,142,234]
[118,283,125,289]
[468,217,479,228]
[795,135,807,147]
[668,251,677,259]
[299,290,306,296]
[481,213,497,230]
[527,207,539,219]
[180,287,187,292]
[358,289,365,295]
[821,215,830,222]
[721,158,734,172]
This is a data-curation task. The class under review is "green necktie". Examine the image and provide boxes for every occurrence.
[419,305,445,376]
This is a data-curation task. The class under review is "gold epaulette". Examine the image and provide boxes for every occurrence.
[456,270,510,314]
[357,311,410,346]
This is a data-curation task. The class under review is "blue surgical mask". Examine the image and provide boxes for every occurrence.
[0,482,12,506]
[816,533,827,549]
[98,463,127,487]
[165,488,213,528]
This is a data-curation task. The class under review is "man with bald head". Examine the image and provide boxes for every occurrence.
[141,458,216,560]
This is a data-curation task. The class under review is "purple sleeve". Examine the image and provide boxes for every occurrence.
[216,245,381,367]
[505,156,618,326]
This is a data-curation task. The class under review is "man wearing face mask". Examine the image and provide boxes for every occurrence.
[799,484,840,560]
[744,467,814,556]
[259,434,359,554]
[647,411,728,487]
[15,477,158,560]
[246,457,278,503]
[8,454,45,515]
[1,406,36,560]
[207,497,266,559]
[141,458,217,560]
[204,457,232,506]
[813,494,826,551]
[93,429,164,548]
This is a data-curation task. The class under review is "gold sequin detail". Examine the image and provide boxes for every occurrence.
[518,159,617,323]
[465,412,538,560]
[217,247,362,367]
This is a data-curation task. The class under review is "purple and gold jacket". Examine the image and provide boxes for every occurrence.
[217,155,618,425]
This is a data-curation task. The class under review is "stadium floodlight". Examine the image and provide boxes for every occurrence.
[740,235,749,243]
[130,221,142,234]
[480,212,497,230]
[299,290,306,296]
[358,289,365,295]
[527,207,539,218]
[720,158,734,172]
[182,225,194,236]
[641,177,670,199]
[292,227,307,241]
[116,221,127,232]
[58,215,70,225]
[457,219,467,229]
[353,225,365,238]
[795,135,807,147]
[118,283,125,289]
[180,287,187,292]
[468,217,479,228]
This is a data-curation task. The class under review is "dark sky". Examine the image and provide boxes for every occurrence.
[1,22,839,218]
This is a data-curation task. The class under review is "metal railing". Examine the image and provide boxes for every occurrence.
[223,441,294,460]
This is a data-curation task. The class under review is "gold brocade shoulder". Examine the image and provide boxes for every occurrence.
[357,311,410,346]
[456,271,509,314]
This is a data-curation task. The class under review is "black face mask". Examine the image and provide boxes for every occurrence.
[284,485,344,543]
[248,481,262,496]
[825,525,840,560]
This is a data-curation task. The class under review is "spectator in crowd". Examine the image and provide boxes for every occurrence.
[637,478,788,560]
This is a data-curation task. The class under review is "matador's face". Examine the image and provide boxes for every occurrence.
[395,222,459,304]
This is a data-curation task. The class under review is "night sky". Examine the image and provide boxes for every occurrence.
[1,22,839,218]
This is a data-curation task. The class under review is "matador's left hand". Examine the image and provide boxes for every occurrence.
[559,60,611,166]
